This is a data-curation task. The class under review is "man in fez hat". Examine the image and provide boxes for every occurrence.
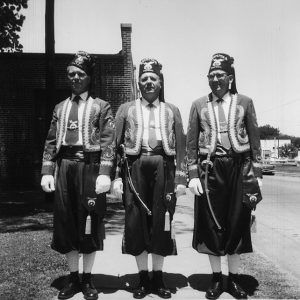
[112,58,186,298]
[41,51,115,300]
[186,53,263,299]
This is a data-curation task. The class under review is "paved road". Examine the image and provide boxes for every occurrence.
[252,175,300,280]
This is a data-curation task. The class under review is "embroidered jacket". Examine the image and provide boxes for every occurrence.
[41,96,115,176]
[187,93,262,178]
[115,98,187,186]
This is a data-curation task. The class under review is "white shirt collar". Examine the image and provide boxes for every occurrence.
[71,91,89,101]
[141,97,160,108]
[212,92,231,103]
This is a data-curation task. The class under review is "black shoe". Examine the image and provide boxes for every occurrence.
[205,281,223,299]
[154,287,171,299]
[133,285,150,299]
[152,271,171,299]
[227,274,247,299]
[58,281,81,299]
[81,273,98,300]
[81,282,98,300]
[205,273,223,300]
[133,271,151,299]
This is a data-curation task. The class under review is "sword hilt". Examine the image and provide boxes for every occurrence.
[201,159,213,168]
[120,144,126,160]
[201,145,213,168]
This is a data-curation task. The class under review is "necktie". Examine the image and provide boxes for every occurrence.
[65,95,80,145]
[148,103,158,150]
[217,98,231,149]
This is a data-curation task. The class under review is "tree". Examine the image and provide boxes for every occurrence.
[259,124,280,139]
[0,0,28,52]
[279,143,298,158]
[291,137,300,149]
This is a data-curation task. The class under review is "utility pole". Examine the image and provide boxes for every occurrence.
[45,0,55,128]
[277,127,280,158]
[45,0,55,202]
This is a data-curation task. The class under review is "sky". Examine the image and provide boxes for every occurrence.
[19,0,300,136]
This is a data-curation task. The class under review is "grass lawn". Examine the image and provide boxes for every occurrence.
[240,253,300,299]
[1,226,300,299]
[0,229,67,300]
[274,164,300,174]
[1,194,300,299]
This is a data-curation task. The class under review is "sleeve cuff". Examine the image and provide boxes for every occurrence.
[188,165,198,179]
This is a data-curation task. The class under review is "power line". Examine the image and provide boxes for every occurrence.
[261,98,300,113]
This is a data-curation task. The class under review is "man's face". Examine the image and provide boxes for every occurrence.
[207,70,233,98]
[138,72,161,103]
[67,65,91,95]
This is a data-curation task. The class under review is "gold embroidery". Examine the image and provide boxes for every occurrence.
[56,98,69,151]
[160,102,176,156]
[228,94,250,153]
[176,170,186,177]
[188,165,198,171]
[125,99,143,155]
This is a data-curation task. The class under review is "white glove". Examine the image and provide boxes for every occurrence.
[257,177,263,188]
[111,178,123,199]
[95,175,111,194]
[188,178,203,196]
[175,184,186,198]
[41,175,55,192]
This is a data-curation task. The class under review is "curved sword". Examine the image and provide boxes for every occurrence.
[120,144,152,216]
[201,146,222,231]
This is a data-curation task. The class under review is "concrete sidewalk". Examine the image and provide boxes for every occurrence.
[53,194,233,299]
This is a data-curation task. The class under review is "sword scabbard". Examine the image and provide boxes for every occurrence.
[204,146,222,231]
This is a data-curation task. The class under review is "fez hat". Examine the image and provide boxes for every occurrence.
[139,58,165,102]
[68,51,95,76]
[139,58,162,77]
[209,53,238,94]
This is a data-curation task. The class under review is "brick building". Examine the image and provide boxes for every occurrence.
[0,23,137,191]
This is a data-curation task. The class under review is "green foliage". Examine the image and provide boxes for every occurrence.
[0,0,28,52]
[279,143,298,158]
[291,137,300,148]
[259,124,280,139]
[259,124,300,150]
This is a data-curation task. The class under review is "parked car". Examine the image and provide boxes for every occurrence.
[261,162,276,175]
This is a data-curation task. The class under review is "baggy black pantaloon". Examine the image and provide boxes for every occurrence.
[122,154,177,257]
[51,158,106,254]
[193,155,252,256]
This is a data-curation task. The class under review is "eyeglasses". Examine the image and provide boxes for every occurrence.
[207,73,227,80]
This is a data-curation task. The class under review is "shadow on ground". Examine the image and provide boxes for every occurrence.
[188,273,259,296]
[0,191,54,233]
[51,271,188,296]
[0,191,126,234]
[0,191,194,236]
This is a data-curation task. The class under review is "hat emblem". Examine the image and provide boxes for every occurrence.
[143,62,154,72]
[212,59,222,68]
[76,56,84,64]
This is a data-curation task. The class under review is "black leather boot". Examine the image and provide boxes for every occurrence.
[152,270,171,299]
[81,273,98,300]
[227,273,247,299]
[205,272,223,299]
[133,270,151,299]
[58,271,81,299]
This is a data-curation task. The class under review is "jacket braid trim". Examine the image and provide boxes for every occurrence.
[125,98,143,155]
[83,97,100,151]
[160,102,175,156]
[199,96,217,155]
[56,98,69,151]
[228,94,251,153]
